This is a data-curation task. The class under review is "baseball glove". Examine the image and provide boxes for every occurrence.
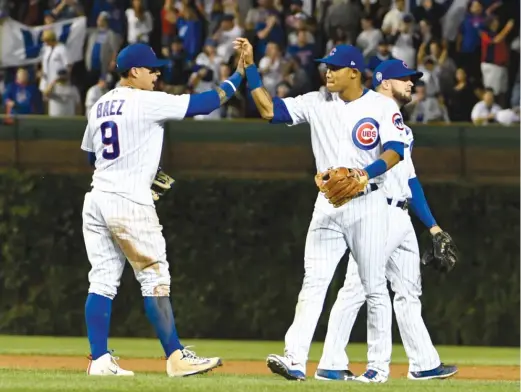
[151,167,175,202]
[315,167,369,208]
[421,231,459,273]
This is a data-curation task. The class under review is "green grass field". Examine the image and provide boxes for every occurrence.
[0,335,517,392]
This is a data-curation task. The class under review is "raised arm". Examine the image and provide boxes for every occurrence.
[233,37,311,125]
[183,60,245,117]
[234,38,274,119]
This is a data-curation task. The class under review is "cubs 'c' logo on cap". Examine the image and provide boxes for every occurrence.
[375,72,382,82]
[392,112,405,131]
[329,48,337,56]
[352,117,380,150]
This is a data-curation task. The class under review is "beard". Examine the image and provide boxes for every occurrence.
[391,86,412,106]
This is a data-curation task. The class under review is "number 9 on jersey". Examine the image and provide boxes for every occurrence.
[101,121,120,160]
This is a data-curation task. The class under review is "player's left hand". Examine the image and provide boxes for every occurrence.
[421,231,459,273]
[315,167,369,208]
[151,167,175,202]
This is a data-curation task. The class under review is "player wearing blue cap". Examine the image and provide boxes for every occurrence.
[233,38,410,381]
[81,42,245,377]
[316,59,458,382]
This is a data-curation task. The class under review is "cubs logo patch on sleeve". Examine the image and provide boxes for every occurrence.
[352,117,380,150]
[392,112,405,131]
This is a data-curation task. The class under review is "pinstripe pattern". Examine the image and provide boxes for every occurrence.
[284,190,390,372]
[81,87,190,298]
[280,88,405,376]
[83,190,170,298]
[318,126,441,374]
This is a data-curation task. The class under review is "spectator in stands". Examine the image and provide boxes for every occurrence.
[259,41,284,96]
[42,69,81,117]
[389,13,418,68]
[418,40,457,95]
[51,0,84,21]
[43,10,56,25]
[457,0,485,84]
[406,81,450,123]
[284,55,313,97]
[276,81,291,98]
[286,29,316,78]
[324,27,352,56]
[125,0,153,44]
[3,68,42,116]
[161,0,177,57]
[446,68,479,122]
[38,30,71,94]
[89,0,125,39]
[381,0,406,35]
[471,87,502,125]
[85,11,121,90]
[357,14,383,60]
[413,0,446,40]
[163,37,193,95]
[194,38,223,88]
[285,0,309,35]
[245,0,284,61]
[176,1,205,61]
[366,38,395,80]
[287,12,315,47]
[480,16,514,105]
[213,13,244,63]
[85,75,109,117]
[323,0,362,44]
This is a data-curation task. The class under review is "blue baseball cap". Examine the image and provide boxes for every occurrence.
[315,45,365,73]
[372,59,423,88]
[116,43,169,73]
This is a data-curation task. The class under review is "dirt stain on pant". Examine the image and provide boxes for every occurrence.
[109,223,161,275]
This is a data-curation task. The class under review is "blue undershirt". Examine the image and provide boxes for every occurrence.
[408,176,437,228]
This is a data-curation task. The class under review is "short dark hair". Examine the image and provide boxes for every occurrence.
[484,87,495,94]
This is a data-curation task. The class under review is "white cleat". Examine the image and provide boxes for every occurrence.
[87,352,135,376]
[166,347,222,377]
[355,369,388,383]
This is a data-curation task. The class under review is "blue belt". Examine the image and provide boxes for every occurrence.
[387,198,408,210]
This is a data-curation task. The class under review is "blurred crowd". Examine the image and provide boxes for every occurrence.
[1,0,519,125]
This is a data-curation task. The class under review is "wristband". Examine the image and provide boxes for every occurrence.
[245,65,262,90]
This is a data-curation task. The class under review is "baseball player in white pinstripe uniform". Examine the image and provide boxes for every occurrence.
[81,43,245,376]
[315,60,458,382]
[234,38,407,382]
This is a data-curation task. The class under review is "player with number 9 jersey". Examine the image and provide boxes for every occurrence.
[81,42,244,378]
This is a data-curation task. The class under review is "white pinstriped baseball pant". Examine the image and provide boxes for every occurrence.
[318,203,441,373]
[284,189,391,375]
[82,189,171,299]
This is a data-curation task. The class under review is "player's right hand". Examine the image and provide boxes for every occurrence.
[233,38,254,66]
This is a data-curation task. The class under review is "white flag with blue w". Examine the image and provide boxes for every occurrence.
[0,16,87,67]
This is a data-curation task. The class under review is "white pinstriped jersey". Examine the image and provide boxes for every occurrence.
[81,87,190,206]
[382,124,415,201]
[283,89,406,187]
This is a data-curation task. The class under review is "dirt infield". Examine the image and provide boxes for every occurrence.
[0,355,518,380]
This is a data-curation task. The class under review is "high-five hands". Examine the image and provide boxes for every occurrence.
[233,38,254,67]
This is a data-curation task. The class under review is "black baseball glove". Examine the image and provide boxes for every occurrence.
[151,167,175,202]
[421,231,459,273]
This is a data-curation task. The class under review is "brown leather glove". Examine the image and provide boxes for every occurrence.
[315,167,369,207]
